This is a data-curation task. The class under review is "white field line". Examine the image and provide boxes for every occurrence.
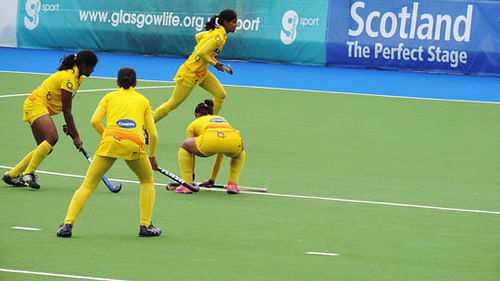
[1,70,498,104]
[0,268,130,281]
[1,165,499,216]
[0,165,215,190]
[0,85,174,98]
[223,83,500,105]
[11,226,41,231]
[305,251,339,257]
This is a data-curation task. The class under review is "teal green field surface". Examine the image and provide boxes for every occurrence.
[0,72,499,281]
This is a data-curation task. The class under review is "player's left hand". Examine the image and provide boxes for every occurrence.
[149,157,158,171]
[62,125,70,135]
[199,179,215,187]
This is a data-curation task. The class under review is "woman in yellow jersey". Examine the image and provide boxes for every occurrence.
[2,50,98,189]
[176,99,245,194]
[57,67,161,238]
[153,9,238,122]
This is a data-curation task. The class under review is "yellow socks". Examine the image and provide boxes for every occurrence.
[178,147,194,183]
[24,140,53,175]
[153,84,192,122]
[64,184,95,225]
[212,97,224,115]
[63,155,114,224]
[139,182,155,226]
[7,150,35,177]
[153,102,171,122]
[228,150,245,184]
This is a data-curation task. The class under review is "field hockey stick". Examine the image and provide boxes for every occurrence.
[63,125,122,193]
[156,167,199,192]
[222,64,233,75]
[167,182,268,193]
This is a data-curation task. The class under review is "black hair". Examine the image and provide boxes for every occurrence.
[58,50,98,71]
[205,9,237,31]
[195,99,214,116]
[117,67,136,89]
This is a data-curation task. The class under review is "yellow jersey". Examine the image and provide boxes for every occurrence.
[189,115,242,157]
[28,65,84,115]
[177,26,228,78]
[187,115,237,137]
[92,87,157,160]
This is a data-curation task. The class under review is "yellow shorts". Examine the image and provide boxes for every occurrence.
[174,65,209,88]
[196,129,242,157]
[22,96,50,125]
[95,135,146,160]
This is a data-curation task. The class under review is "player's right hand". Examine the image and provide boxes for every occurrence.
[199,179,215,187]
[73,137,83,150]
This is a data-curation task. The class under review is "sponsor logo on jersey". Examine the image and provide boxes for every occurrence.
[117,119,136,128]
[66,81,74,90]
[209,118,226,123]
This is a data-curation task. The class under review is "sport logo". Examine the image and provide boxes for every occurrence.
[117,119,136,129]
[24,0,61,30]
[280,10,298,45]
[280,10,321,45]
[24,0,41,30]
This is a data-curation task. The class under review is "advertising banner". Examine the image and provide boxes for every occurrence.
[17,0,327,65]
[326,0,500,76]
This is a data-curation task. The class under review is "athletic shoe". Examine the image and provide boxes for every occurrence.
[2,174,24,187]
[175,185,193,194]
[56,223,73,238]
[21,174,40,189]
[227,182,240,194]
[139,223,162,237]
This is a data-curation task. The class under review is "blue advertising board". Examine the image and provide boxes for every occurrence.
[327,0,500,76]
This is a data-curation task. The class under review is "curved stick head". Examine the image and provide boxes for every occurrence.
[110,183,122,193]
[223,64,233,75]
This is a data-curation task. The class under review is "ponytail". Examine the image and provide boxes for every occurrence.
[58,54,77,71]
[58,50,98,71]
[195,99,214,116]
[204,15,218,31]
[205,9,237,31]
